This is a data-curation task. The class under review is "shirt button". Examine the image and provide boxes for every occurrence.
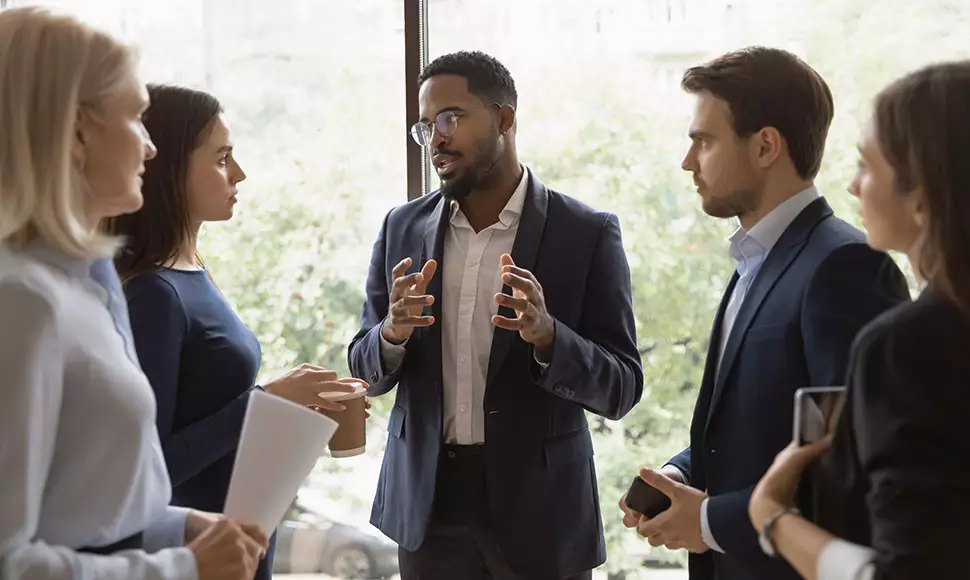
[460,405,468,412]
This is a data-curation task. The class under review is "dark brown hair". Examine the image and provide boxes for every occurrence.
[681,46,834,180]
[874,61,970,314]
[105,84,222,281]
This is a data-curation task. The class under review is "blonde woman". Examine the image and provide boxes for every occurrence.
[0,7,265,580]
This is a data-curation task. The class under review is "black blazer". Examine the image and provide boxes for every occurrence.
[348,171,643,579]
[814,289,970,579]
[666,198,910,580]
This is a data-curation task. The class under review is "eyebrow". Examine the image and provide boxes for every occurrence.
[217,145,233,154]
[688,130,714,140]
[419,106,465,123]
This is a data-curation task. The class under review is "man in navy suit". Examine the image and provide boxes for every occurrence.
[618,47,910,580]
[349,51,643,580]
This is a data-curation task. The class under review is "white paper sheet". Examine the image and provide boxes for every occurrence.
[224,389,338,535]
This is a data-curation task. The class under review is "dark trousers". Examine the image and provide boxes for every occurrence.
[399,445,592,580]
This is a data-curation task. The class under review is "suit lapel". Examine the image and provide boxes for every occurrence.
[485,171,549,390]
[422,196,449,393]
[704,198,834,432]
[690,272,737,484]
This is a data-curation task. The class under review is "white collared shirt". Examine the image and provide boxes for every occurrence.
[381,167,530,444]
[0,242,196,580]
[701,186,822,553]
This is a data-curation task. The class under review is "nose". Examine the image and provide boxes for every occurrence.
[231,158,247,184]
[429,125,447,151]
[145,138,158,161]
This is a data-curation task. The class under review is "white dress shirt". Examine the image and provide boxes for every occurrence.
[381,167,530,444]
[0,241,196,580]
[698,187,822,553]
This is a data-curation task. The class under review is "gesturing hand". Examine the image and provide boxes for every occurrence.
[382,257,438,345]
[492,254,556,359]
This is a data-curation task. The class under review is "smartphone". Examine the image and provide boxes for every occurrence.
[624,476,672,518]
[793,386,847,446]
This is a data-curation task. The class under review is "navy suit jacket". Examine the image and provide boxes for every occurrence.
[666,198,909,580]
[348,171,643,579]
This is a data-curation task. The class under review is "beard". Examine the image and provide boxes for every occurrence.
[702,187,760,219]
[438,130,502,201]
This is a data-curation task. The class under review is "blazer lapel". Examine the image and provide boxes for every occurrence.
[421,195,449,393]
[705,198,834,432]
[485,171,549,390]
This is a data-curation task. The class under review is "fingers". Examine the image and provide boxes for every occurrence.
[391,271,425,300]
[619,495,642,529]
[391,257,413,281]
[237,527,264,561]
[304,368,339,382]
[310,401,347,412]
[389,314,436,328]
[494,292,533,315]
[639,468,680,498]
[500,272,540,300]
[395,295,434,309]
[492,314,524,331]
[416,259,438,292]
[500,253,515,268]
[239,523,269,550]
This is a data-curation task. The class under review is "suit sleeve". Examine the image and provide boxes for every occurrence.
[348,212,406,397]
[126,275,252,486]
[664,448,691,484]
[534,213,643,420]
[851,326,970,580]
[800,244,908,385]
[706,243,908,556]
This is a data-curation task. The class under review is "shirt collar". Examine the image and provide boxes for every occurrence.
[728,186,820,265]
[450,165,530,229]
[20,238,93,279]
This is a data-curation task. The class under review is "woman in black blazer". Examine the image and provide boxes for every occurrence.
[748,60,970,580]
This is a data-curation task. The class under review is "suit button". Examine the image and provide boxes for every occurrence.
[710,448,716,454]
[447,451,456,459]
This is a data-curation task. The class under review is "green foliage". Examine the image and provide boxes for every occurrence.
[191,0,966,574]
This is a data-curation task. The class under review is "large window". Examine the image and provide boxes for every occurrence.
[429,0,969,575]
[14,0,970,577]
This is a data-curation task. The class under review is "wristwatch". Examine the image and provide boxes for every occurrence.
[758,507,801,557]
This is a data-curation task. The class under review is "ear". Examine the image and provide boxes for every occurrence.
[751,126,784,169]
[72,106,92,168]
[910,187,928,228]
[497,104,516,136]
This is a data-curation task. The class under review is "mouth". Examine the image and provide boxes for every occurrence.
[229,190,238,204]
[432,153,461,176]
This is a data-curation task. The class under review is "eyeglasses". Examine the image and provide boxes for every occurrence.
[409,103,501,147]
[410,110,464,147]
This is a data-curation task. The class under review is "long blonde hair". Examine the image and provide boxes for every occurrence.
[0,7,135,259]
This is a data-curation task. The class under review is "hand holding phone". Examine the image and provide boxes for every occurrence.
[793,386,846,446]
[624,475,672,518]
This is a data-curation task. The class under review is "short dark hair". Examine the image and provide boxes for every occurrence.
[105,84,222,282]
[419,50,518,108]
[682,46,834,180]
[874,61,970,315]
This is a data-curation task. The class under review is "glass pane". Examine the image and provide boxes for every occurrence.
[429,0,969,577]
[17,1,405,577]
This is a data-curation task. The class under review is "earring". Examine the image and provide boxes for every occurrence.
[914,212,926,227]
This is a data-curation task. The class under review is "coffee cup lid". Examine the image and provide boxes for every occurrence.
[318,381,367,401]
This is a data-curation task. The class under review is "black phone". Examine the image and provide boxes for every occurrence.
[624,476,671,518]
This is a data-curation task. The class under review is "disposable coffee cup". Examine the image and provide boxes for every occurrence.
[318,381,367,458]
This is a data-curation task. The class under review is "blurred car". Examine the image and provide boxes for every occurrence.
[273,499,399,579]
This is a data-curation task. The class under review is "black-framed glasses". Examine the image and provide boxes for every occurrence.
[409,103,502,146]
